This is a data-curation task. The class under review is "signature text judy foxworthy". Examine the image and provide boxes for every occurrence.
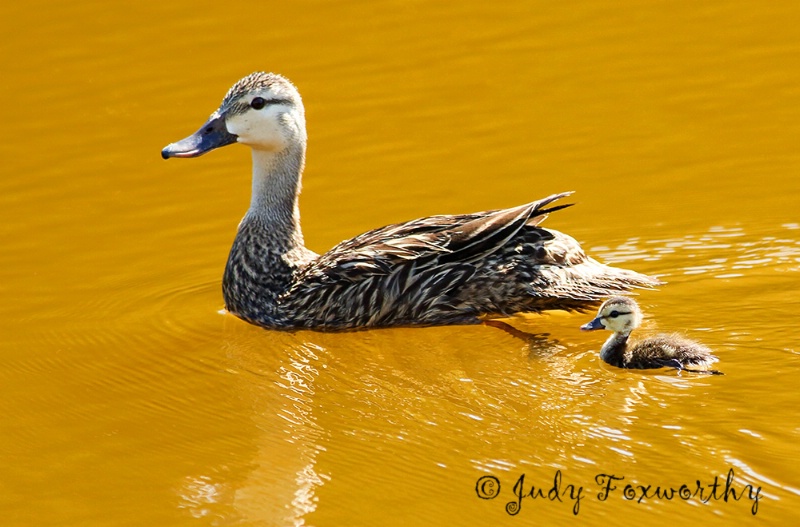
[475,468,761,516]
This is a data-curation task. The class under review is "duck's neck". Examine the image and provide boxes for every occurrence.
[600,331,630,368]
[222,145,317,327]
[246,146,306,251]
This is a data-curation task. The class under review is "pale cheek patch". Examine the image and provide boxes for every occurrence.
[227,112,289,150]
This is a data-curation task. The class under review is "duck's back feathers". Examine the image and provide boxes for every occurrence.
[284,193,659,329]
[305,192,568,274]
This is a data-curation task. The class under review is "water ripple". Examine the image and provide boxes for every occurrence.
[591,224,800,279]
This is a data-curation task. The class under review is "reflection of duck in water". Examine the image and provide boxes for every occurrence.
[581,296,722,375]
[161,72,660,330]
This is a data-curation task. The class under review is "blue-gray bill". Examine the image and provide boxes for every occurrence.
[161,115,237,159]
[581,317,605,331]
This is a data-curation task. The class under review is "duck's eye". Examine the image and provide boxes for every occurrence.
[250,97,267,110]
[608,310,620,318]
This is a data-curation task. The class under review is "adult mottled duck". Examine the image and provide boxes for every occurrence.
[162,72,659,330]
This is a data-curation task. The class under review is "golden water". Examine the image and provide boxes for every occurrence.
[2,1,799,525]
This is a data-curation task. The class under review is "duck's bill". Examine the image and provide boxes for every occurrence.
[161,115,237,159]
[580,317,605,331]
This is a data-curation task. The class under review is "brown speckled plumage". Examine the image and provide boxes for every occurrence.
[582,296,721,374]
[163,72,662,331]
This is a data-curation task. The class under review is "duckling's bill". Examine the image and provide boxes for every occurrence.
[162,114,238,159]
[581,316,605,331]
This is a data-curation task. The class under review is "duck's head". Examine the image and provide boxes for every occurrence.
[162,72,306,159]
[580,296,643,334]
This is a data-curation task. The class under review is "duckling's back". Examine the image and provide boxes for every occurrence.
[629,333,719,371]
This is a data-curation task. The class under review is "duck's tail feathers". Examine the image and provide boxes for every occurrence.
[531,260,663,313]
[527,191,575,226]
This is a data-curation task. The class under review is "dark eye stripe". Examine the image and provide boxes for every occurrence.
[251,97,292,109]
[604,310,631,319]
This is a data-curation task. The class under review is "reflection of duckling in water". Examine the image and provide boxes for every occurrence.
[581,296,722,375]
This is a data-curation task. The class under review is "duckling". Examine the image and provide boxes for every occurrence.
[581,296,721,374]
[161,72,660,331]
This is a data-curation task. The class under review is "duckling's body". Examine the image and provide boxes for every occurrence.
[581,296,721,374]
[162,72,660,330]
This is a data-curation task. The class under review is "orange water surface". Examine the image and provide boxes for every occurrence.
[2,1,799,525]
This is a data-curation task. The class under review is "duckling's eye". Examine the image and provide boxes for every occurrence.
[250,97,267,110]
[608,310,620,318]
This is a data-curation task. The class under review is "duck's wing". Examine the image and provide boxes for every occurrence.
[286,191,658,328]
[297,191,573,282]
[286,193,564,325]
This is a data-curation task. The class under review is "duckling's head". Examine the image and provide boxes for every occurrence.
[580,296,643,334]
[162,72,305,159]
